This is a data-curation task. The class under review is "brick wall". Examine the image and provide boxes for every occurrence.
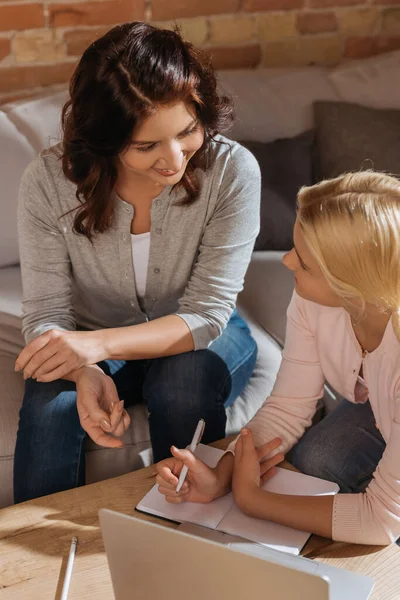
[0,0,399,102]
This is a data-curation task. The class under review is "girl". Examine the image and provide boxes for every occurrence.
[14,22,260,502]
[156,171,400,545]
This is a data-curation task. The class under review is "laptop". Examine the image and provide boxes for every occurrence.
[99,509,374,600]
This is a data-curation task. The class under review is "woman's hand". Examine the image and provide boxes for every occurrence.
[74,365,130,448]
[156,446,227,504]
[15,329,107,382]
[232,429,284,514]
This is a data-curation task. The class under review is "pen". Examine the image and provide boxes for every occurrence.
[60,536,78,600]
[176,419,205,493]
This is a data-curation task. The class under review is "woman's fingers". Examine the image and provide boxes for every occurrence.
[257,437,282,461]
[260,453,285,477]
[122,409,130,430]
[109,400,125,436]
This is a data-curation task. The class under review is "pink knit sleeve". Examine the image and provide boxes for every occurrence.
[243,292,325,454]
[332,416,400,545]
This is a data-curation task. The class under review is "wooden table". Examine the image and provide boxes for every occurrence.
[0,439,399,599]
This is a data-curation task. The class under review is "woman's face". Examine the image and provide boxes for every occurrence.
[283,219,342,307]
[119,101,204,187]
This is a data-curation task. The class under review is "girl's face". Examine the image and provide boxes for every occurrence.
[283,220,342,307]
[119,101,204,187]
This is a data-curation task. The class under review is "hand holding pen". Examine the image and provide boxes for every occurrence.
[155,419,231,504]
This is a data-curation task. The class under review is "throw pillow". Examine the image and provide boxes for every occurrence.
[313,101,400,181]
[329,50,400,110]
[241,130,314,251]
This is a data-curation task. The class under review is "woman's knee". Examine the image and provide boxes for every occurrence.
[143,350,231,413]
[20,378,78,426]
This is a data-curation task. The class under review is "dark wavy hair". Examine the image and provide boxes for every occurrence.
[61,21,234,239]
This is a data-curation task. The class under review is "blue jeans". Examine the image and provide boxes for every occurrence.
[14,310,257,503]
[289,399,386,493]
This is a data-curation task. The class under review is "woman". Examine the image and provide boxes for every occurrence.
[156,171,400,545]
[14,22,260,502]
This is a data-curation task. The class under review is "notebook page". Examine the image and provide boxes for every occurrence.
[216,468,339,555]
[136,445,233,529]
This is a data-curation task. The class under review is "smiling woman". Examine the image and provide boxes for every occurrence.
[14,22,261,503]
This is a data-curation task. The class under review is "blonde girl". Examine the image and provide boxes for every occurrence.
[156,170,400,546]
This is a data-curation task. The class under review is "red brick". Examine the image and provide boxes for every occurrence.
[0,62,76,93]
[297,12,338,34]
[151,0,240,20]
[0,3,44,32]
[243,0,303,9]
[64,26,111,55]
[374,0,400,5]
[310,0,359,8]
[345,35,400,57]
[0,38,11,61]
[204,44,261,69]
[49,0,145,28]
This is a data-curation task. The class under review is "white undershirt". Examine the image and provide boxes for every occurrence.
[131,232,151,301]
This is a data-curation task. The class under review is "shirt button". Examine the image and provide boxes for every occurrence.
[156,228,162,235]
[123,233,127,241]
[156,200,161,207]
[154,267,160,274]
[152,297,157,302]
[125,270,129,278]
[130,300,135,307]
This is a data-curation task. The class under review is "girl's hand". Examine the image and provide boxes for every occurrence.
[232,429,284,513]
[156,447,225,504]
[15,329,107,382]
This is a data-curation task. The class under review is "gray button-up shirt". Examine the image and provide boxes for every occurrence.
[18,135,261,349]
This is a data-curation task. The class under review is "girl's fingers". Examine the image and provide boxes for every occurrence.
[261,467,278,484]
[234,435,243,461]
[156,461,182,485]
[257,437,282,461]
[157,484,189,498]
[155,473,188,493]
[165,494,189,504]
[260,453,285,477]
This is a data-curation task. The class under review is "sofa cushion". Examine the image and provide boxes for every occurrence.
[2,90,68,153]
[329,50,400,110]
[313,101,400,180]
[218,67,338,142]
[0,113,36,268]
[241,131,314,251]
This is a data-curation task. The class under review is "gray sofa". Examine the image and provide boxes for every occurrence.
[1,52,399,508]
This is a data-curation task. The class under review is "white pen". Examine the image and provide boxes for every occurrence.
[176,419,205,493]
[60,536,78,600]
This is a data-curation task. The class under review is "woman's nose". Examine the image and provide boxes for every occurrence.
[162,141,184,172]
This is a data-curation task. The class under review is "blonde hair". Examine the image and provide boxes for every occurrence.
[297,171,400,340]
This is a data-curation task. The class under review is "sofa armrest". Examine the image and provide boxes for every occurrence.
[238,251,294,347]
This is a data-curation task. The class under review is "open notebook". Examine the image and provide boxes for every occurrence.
[136,444,340,555]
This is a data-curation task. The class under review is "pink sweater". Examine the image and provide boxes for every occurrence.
[245,291,400,545]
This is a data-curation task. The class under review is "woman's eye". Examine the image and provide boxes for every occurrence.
[179,125,199,138]
[135,144,156,153]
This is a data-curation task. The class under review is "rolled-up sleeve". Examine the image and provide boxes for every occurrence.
[176,145,261,349]
[18,156,75,343]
